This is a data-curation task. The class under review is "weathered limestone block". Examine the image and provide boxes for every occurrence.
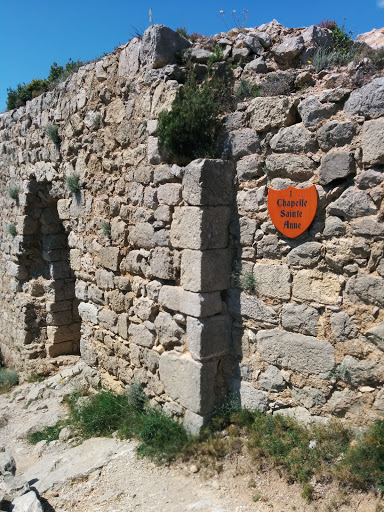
[95,269,115,290]
[257,329,335,378]
[47,324,80,344]
[344,76,384,118]
[246,96,298,132]
[128,323,155,348]
[157,183,182,206]
[317,121,355,151]
[124,250,148,276]
[350,217,384,236]
[265,153,316,179]
[105,98,125,124]
[129,223,156,250]
[237,186,266,213]
[270,124,317,153]
[11,491,43,512]
[292,270,341,304]
[170,207,231,250]
[326,389,356,415]
[300,25,332,46]
[88,285,105,305]
[159,286,222,317]
[298,96,337,127]
[186,315,230,361]
[140,24,191,69]
[236,154,264,181]
[118,37,141,76]
[362,119,384,165]
[273,35,305,63]
[131,297,158,321]
[159,351,217,415]
[345,275,384,307]
[243,56,267,73]
[291,386,325,408]
[118,313,129,339]
[148,247,177,280]
[226,289,278,327]
[366,321,384,351]
[78,302,99,324]
[154,311,184,348]
[99,247,121,272]
[281,304,319,336]
[259,365,286,392]
[373,389,384,412]
[355,169,383,189]
[342,355,383,387]
[98,308,118,331]
[253,263,291,300]
[229,379,268,411]
[319,152,355,185]
[287,242,322,268]
[222,129,260,160]
[56,199,71,220]
[0,452,16,475]
[326,187,377,220]
[274,406,313,425]
[323,216,345,237]
[182,159,235,206]
[331,312,357,341]
[180,249,231,292]
[238,217,257,245]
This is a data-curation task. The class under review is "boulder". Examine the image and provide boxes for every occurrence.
[317,121,355,151]
[273,35,305,63]
[265,153,316,180]
[281,304,319,336]
[270,124,317,153]
[298,96,337,127]
[344,76,384,118]
[246,96,298,132]
[326,187,377,219]
[319,152,355,185]
[11,491,43,512]
[362,119,384,165]
[366,321,384,351]
[140,24,191,69]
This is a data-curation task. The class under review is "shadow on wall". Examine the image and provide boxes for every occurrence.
[18,180,80,359]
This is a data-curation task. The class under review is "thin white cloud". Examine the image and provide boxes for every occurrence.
[378,0,384,7]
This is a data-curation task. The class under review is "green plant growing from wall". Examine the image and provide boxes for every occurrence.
[157,73,222,162]
[101,221,111,237]
[240,272,255,292]
[46,124,61,145]
[8,186,19,201]
[236,79,260,100]
[65,173,81,194]
[6,224,17,237]
[207,44,224,67]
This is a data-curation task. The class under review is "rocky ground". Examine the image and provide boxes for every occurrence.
[0,360,382,512]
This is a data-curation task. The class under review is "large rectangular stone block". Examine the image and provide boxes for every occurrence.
[182,159,235,206]
[253,263,291,300]
[99,247,121,272]
[226,288,278,327]
[170,207,231,250]
[181,249,231,292]
[187,315,231,361]
[257,329,335,378]
[159,285,222,318]
[292,270,341,305]
[159,351,218,415]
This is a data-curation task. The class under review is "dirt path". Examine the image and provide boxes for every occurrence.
[0,362,382,512]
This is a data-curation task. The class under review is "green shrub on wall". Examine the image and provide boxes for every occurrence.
[157,73,221,161]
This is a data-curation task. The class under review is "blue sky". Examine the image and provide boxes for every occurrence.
[0,0,383,112]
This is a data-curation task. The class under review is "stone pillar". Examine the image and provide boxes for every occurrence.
[158,159,235,434]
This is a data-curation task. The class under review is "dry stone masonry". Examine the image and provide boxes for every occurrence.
[1,21,384,432]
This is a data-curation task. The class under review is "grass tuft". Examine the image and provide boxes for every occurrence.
[6,223,17,237]
[8,186,19,201]
[46,124,61,145]
[236,79,260,100]
[65,173,81,194]
[0,368,19,394]
[240,273,255,292]
[28,421,68,444]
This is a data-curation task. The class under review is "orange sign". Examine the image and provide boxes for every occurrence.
[267,185,318,238]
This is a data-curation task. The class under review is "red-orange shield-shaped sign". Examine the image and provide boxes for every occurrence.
[267,185,318,238]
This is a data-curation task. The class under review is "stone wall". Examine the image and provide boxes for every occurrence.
[1,22,383,430]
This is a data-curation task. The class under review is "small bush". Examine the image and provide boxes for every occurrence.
[157,73,221,161]
[46,124,61,145]
[26,372,45,383]
[101,221,111,237]
[236,79,260,100]
[6,60,83,110]
[65,173,81,194]
[240,273,255,291]
[176,27,189,39]
[207,45,224,67]
[8,186,19,201]
[0,368,19,393]
[259,73,294,97]
[6,224,17,237]
[28,421,67,444]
